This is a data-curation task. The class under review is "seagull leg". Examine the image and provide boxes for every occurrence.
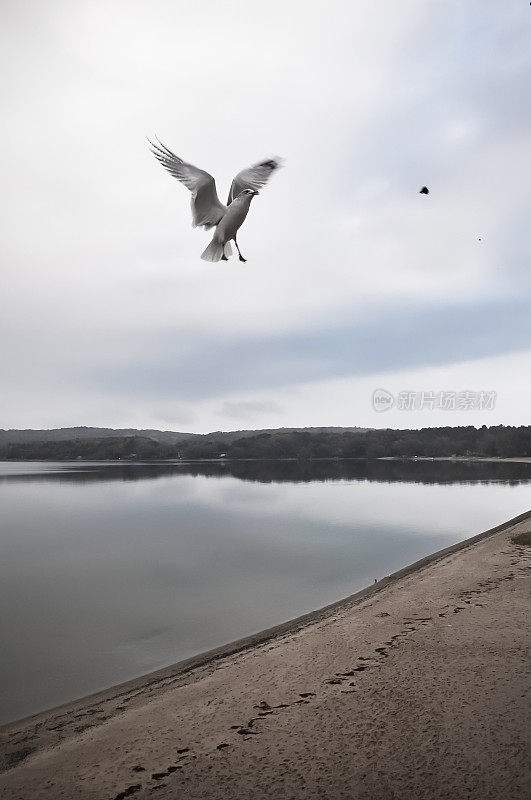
[234,236,247,263]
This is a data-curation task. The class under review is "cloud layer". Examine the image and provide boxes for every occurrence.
[1,0,530,431]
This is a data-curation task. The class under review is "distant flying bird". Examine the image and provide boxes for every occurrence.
[419,186,429,195]
[148,138,282,262]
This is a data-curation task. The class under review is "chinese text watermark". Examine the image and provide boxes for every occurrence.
[371,389,497,413]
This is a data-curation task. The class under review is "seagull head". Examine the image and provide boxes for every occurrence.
[240,188,259,198]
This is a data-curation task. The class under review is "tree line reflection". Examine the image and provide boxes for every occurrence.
[0,458,529,486]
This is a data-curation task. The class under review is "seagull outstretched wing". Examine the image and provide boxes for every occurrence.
[227,158,282,205]
[148,138,227,230]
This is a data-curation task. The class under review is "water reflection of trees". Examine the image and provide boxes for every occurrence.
[0,459,530,486]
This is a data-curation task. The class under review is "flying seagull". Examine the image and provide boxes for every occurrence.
[148,138,282,262]
[419,186,429,195]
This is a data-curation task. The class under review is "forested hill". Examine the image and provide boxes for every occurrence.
[0,426,528,461]
[222,426,530,460]
[0,425,366,447]
[0,426,193,445]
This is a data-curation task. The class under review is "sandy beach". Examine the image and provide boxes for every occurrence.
[1,510,529,800]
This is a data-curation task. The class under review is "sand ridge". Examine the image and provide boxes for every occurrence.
[0,511,530,799]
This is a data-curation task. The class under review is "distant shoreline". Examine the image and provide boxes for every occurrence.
[1,425,528,463]
[378,455,531,464]
[1,455,530,464]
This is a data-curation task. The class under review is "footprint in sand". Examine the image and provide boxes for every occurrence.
[113,785,142,800]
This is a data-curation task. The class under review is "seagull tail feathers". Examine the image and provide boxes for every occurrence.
[201,238,232,263]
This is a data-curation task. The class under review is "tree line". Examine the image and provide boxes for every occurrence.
[0,425,529,461]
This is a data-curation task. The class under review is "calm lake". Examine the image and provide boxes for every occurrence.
[1,459,529,725]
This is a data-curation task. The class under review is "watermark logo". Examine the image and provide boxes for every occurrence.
[371,389,497,412]
[371,388,395,413]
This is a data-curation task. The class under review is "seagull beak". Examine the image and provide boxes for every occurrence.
[253,190,259,196]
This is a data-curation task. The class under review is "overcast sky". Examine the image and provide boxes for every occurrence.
[1,0,530,433]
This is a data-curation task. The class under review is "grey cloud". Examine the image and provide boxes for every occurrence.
[0,0,529,429]
[220,401,283,420]
[82,295,530,402]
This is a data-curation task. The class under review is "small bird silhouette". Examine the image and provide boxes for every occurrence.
[419,186,429,195]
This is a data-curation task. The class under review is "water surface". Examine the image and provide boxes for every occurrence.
[0,459,529,725]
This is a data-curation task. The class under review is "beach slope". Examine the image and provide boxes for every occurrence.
[1,512,530,800]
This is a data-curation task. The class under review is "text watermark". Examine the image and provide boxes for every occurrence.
[371,389,497,413]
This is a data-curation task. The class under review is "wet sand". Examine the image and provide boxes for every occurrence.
[1,510,530,800]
